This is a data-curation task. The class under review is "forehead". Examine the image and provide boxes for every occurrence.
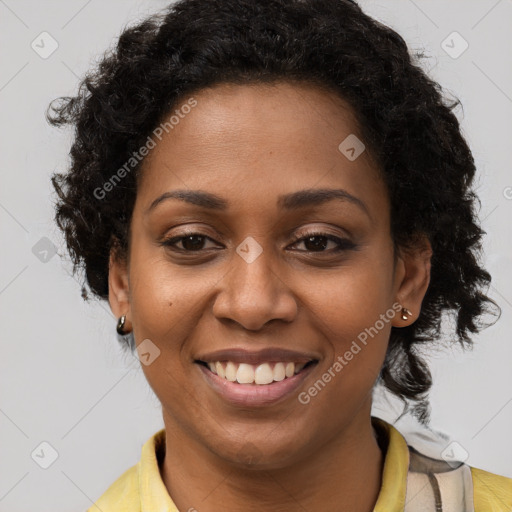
[135,81,387,222]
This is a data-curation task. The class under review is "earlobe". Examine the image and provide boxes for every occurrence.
[108,248,131,325]
[392,234,432,327]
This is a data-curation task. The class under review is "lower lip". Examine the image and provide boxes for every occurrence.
[196,362,317,408]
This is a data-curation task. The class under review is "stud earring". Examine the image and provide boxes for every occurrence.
[116,315,128,335]
[401,307,413,321]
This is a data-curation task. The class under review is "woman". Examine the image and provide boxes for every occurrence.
[48,0,512,510]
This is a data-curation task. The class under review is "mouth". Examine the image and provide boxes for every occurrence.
[195,359,318,385]
[193,348,320,407]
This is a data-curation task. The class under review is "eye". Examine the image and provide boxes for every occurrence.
[289,232,356,253]
[160,233,220,252]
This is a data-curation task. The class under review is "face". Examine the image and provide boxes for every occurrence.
[109,81,431,468]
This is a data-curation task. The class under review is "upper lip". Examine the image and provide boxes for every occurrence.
[195,347,319,365]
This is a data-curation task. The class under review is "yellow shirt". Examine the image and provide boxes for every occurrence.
[87,417,512,511]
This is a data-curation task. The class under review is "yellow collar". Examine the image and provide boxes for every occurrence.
[138,427,179,511]
[371,416,410,511]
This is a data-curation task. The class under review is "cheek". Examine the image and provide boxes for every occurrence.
[302,251,394,386]
[126,253,206,412]
[128,248,211,340]
[308,249,394,332]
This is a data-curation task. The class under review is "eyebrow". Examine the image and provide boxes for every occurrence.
[145,188,370,217]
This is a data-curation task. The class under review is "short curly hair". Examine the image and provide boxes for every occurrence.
[48,0,499,424]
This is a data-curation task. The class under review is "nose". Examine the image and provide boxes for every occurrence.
[212,244,298,331]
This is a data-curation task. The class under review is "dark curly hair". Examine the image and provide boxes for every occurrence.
[47,0,500,425]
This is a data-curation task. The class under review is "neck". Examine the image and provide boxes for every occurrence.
[160,411,385,512]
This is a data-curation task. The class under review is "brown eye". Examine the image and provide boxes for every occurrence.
[161,233,219,252]
[290,232,356,253]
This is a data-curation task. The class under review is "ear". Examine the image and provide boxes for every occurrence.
[391,233,432,327]
[108,246,131,329]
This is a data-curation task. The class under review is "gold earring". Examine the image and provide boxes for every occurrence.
[401,307,413,321]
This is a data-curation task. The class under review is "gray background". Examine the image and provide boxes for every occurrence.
[0,0,511,510]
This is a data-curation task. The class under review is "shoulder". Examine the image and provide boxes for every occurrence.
[471,465,512,511]
[86,463,140,512]
[85,429,170,512]
[377,414,512,512]
[407,445,512,511]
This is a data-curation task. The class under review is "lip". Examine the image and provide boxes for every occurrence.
[196,360,318,407]
[195,347,318,365]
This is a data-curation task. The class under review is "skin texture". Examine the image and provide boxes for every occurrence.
[108,81,432,512]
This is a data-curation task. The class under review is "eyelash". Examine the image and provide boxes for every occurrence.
[159,231,356,254]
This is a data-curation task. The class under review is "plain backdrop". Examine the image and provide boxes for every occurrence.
[0,0,511,510]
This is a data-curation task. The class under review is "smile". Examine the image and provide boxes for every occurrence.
[195,355,319,407]
[197,360,315,385]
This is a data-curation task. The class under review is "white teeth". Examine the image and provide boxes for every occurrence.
[294,362,306,374]
[273,362,286,381]
[225,361,237,381]
[216,361,226,379]
[236,363,255,384]
[203,360,313,385]
[254,363,274,385]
